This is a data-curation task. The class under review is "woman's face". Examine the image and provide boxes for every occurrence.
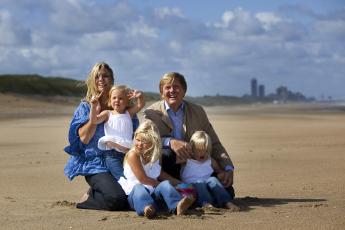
[95,67,113,93]
[110,89,128,113]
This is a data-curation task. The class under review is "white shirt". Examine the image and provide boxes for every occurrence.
[180,158,214,184]
[118,159,161,195]
[98,110,133,151]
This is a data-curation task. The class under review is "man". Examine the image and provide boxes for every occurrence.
[143,72,236,200]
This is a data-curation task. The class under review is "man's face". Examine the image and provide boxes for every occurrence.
[162,79,186,111]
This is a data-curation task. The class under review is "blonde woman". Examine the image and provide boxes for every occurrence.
[64,62,139,210]
[118,121,195,218]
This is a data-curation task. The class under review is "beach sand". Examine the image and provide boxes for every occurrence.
[0,95,344,229]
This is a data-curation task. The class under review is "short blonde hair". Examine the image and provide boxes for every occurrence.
[126,120,162,165]
[159,72,187,96]
[107,85,130,107]
[85,62,114,102]
[190,131,212,158]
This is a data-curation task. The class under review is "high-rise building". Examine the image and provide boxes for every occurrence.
[251,78,257,98]
[259,84,265,98]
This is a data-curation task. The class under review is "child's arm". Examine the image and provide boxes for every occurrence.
[127,90,145,117]
[105,142,130,153]
[158,170,182,186]
[127,150,160,187]
[211,157,223,174]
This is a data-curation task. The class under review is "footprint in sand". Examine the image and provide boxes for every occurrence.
[51,200,76,208]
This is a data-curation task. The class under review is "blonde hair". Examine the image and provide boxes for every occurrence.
[159,72,187,96]
[190,131,212,158]
[85,62,114,102]
[107,85,130,107]
[126,120,162,164]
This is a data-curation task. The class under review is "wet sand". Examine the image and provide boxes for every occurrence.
[0,95,344,229]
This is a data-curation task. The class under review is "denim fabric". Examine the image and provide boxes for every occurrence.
[64,101,139,180]
[193,177,232,207]
[127,181,182,216]
[105,152,125,181]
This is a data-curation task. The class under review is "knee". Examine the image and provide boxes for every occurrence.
[207,177,220,186]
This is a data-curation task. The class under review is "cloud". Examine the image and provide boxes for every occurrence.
[0,1,344,98]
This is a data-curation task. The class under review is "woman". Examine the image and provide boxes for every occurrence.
[64,62,138,210]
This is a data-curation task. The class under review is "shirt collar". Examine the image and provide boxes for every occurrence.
[164,100,185,112]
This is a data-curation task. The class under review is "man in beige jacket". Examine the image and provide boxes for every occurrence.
[143,72,235,199]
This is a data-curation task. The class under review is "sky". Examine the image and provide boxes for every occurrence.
[0,0,344,99]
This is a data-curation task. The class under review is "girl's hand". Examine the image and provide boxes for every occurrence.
[128,89,143,100]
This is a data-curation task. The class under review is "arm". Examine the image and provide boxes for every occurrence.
[79,92,107,144]
[127,90,145,117]
[211,158,222,173]
[127,150,160,187]
[105,142,130,153]
[158,170,181,186]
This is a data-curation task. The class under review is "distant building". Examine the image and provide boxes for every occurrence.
[251,78,257,98]
[258,84,265,98]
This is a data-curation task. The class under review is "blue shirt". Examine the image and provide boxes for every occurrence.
[64,101,139,180]
[162,101,185,147]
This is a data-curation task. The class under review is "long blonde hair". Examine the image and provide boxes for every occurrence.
[85,62,114,102]
[125,120,162,165]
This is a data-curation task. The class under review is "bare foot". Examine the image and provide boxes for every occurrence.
[203,203,215,208]
[78,188,91,203]
[176,196,195,215]
[78,193,89,203]
[225,202,240,212]
[144,205,156,219]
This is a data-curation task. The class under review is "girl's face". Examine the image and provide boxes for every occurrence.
[134,133,152,154]
[95,68,112,93]
[192,148,209,162]
[110,89,128,113]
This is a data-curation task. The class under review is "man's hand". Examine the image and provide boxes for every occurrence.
[170,139,192,162]
[217,170,234,188]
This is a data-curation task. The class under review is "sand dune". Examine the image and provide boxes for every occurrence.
[0,96,344,229]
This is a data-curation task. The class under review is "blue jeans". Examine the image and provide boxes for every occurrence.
[105,152,125,181]
[127,180,183,216]
[193,177,232,207]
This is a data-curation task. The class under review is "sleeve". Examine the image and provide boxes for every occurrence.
[199,106,234,169]
[63,102,90,156]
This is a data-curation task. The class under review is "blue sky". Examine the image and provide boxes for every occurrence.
[0,0,344,99]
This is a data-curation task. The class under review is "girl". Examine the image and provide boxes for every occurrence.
[118,121,195,218]
[180,131,239,211]
[89,85,145,180]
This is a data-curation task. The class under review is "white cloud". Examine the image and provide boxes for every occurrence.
[0,1,344,98]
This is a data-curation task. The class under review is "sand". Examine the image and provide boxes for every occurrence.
[0,94,344,229]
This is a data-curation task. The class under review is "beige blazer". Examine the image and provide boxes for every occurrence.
[143,100,234,169]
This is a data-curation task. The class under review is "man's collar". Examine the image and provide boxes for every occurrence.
[164,100,185,112]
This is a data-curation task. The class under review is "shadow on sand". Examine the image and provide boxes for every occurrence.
[234,196,327,212]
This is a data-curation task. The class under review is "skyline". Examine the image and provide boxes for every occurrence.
[0,1,344,99]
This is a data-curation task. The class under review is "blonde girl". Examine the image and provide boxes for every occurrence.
[118,121,195,218]
[180,131,239,211]
[89,84,145,180]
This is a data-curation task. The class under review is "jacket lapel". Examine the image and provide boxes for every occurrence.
[160,101,173,130]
